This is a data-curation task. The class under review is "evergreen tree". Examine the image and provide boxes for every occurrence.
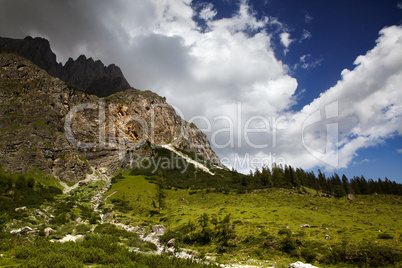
[260,166,272,187]
[318,169,327,192]
[341,174,350,194]
[155,170,167,214]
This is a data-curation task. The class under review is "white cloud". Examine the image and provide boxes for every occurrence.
[280,32,292,48]
[295,54,323,69]
[299,29,312,43]
[397,2,402,9]
[199,3,217,21]
[397,149,402,153]
[266,25,402,172]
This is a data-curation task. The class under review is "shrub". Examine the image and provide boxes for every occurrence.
[377,233,393,239]
[278,228,292,236]
[280,236,297,253]
[262,235,277,250]
[301,247,317,263]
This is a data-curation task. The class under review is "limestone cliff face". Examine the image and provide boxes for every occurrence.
[0,53,221,182]
[0,36,131,97]
[104,90,220,164]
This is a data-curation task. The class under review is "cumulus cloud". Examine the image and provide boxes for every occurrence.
[0,1,401,175]
[268,25,402,172]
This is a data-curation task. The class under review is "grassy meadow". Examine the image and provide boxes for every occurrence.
[105,172,402,267]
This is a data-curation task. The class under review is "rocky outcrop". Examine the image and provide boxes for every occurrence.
[60,55,131,97]
[0,36,131,97]
[0,52,221,182]
[0,36,61,77]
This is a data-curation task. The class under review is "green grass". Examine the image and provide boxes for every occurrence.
[105,172,402,267]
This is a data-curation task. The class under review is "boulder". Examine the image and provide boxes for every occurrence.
[44,227,54,236]
[20,226,33,234]
[15,206,27,212]
[152,225,166,236]
[27,229,40,235]
[103,212,113,220]
[325,234,330,240]
[289,261,318,268]
[167,238,176,248]
[300,224,310,228]
[347,194,354,200]
[79,181,88,187]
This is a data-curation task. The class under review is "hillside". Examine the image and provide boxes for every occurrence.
[0,51,221,183]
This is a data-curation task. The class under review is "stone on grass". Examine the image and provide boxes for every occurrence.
[167,238,176,248]
[20,226,33,234]
[152,225,166,236]
[44,227,54,236]
[289,261,319,268]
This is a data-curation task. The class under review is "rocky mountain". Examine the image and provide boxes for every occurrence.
[0,47,221,182]
[0,36,131,97]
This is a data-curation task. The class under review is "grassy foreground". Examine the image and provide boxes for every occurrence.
[105,172,402,267]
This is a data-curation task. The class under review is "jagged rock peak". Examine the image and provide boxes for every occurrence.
[0,36,131,97]
[0,36,60,76]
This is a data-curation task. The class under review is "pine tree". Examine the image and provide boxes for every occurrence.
[155,170,167,214]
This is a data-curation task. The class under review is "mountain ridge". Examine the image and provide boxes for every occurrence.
[0,47,221,182]
[0,36,131,97]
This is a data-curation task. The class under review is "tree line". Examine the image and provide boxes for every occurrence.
[248,164,402,196]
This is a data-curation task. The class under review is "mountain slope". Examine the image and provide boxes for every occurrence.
[0,52,221,182]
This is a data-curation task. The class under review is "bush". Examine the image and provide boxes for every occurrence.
[278,228,292,236]
[12,236,219,267]
[301,247,317,263]
[324,242,401,267]
[377,233,393,239]
[262,235,277,250]
[280,236,297,253]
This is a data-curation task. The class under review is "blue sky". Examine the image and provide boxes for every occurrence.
[0,0,401,182]
[244,0,402,182]
[190,0,402,182]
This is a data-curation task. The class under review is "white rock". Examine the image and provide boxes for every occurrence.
[58,234,83,243]
[10,228,21,234]
[152,225,166,236]
[15,206,26,212]
[44,227,54,236]
[289,261,318,268]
